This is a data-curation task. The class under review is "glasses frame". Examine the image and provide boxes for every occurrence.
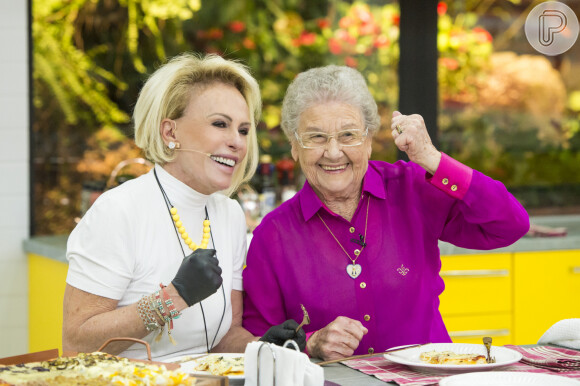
[294,127,369,149]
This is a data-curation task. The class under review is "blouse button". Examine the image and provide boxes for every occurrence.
[368,347,374,354]
[360,282,366,289]
[442,178,449,185]
[364,314,371,321]
[349,227,356,233]
[354,249,361,256]
[451,184,458,191]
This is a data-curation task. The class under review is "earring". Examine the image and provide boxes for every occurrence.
[168,141,180,149]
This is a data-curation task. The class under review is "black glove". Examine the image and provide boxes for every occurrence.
[171,248,223,307]
[259,319,307,351]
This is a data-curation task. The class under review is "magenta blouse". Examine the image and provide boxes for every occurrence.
[242,154,529,355]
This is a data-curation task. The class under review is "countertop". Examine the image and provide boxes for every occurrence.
[23,215,580,263]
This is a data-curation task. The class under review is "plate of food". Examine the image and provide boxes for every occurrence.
[170,353,245,380]
[384,343,522,373]
[440,371,580,385]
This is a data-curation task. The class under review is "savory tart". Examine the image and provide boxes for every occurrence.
[420,350,487,365]
[0,352,194,385]
[194,354,244,376]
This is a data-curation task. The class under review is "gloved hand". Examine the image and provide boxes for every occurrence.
[259,319,307,351]
[171,248,223,307]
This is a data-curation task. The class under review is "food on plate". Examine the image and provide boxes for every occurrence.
[194,354,244,376]
[420,350,487,365]
[0,352,194,385]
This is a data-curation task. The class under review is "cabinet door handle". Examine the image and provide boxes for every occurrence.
[572,267,580,274]
[440,269,509,277]
[449,329,510,338]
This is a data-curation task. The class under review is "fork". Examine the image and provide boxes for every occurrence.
[295,304,310,333]
[483,336,496,363]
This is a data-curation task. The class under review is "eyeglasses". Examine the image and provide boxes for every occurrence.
[294,127,368,149]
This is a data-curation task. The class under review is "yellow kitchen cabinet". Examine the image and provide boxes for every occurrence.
[439,253,513,344]
[28,253,68,353]
[513,250,580,345]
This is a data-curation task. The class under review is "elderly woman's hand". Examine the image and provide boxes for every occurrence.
[391,111,442,175]
[306,316,368,360]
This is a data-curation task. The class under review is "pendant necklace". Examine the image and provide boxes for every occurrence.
[153,168,226,352]
[317,194,370,279]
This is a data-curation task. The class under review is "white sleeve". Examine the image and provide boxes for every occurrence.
[230,201,247,292]
[66,192,136,300]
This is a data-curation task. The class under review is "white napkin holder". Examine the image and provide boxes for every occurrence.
[244,340,324,386]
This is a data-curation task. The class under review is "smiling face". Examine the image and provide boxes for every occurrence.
[162,82,250,194]
[291,101,372,204]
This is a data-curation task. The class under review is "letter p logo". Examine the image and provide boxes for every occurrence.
[526,2,578,56]
[539,10,567,46]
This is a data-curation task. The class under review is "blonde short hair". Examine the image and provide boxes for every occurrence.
[134,53,261,196]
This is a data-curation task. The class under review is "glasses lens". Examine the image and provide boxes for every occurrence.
[337,130,364,146]
[302,132,329,147]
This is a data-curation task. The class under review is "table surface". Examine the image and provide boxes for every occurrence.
[323,361,388,385]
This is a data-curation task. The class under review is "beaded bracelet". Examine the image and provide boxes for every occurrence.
[153,290,176,345]
[137,295,161,332]
[160,284,181,320]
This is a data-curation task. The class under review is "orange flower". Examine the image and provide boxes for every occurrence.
[439,57,459,70]
[374,34,390,48]
[339,16,354,29]
[473,27,493,43]
[242,37,256,50]
[299,31,317,46]
[206,28,224,40]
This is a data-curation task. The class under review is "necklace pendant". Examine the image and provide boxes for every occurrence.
[346,264,362,279]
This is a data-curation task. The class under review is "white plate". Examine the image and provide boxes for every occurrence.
[168,353,244,380]
[440,371,580,385]
[384,343,522,374]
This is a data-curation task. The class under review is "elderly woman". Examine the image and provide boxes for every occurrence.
[242,65,529,360]
[63,53,304,361]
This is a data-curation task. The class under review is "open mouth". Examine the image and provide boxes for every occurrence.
[320,164,347,171]
[210,155,236,167]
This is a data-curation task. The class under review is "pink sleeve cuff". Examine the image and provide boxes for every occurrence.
[304,330,316,356]
[428,152,473,200]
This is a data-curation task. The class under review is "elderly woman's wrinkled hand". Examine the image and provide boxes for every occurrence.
[306,316,368,361]
[391,111,441,174]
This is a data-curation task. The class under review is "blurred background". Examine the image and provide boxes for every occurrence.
[30,0,580,236]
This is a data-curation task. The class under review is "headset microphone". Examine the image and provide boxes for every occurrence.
[175,148,212,158]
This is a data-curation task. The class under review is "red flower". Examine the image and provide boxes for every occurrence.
[299,31,317,46]
[473,27,493,43]
[345,56,358,68]
[392,14,400,26]
[329,38,342,55]
[437,2,447,16]
[317,18,330,29]
[228,21,246,33]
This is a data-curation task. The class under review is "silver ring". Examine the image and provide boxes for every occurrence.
[395,124,403,134]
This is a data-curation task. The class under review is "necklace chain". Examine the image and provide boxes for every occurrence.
[153,168,225,353]
[317,195,370,265]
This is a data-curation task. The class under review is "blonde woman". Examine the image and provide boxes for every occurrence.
[63,53,305,361]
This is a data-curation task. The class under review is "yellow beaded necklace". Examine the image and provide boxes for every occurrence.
[154,169,211,251]
[169,207,210,251]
